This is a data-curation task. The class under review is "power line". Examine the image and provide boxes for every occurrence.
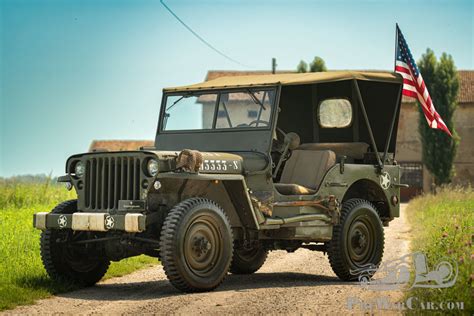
[160,0,252,68]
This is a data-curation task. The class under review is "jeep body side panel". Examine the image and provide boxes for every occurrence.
[317,164,400,219]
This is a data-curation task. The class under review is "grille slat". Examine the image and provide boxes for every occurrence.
[92,159,97,209]
[134,158,140,200]
[115,158,120,209]
[98,158,103,209]
[95,159,100,209]
[85,161,91,208]
[84,155,142,211]
[103,158,108,209]
[122,157,127,201]
[108,158,113,209]
[127,158,132,199]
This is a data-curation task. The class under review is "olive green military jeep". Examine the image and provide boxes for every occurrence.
[34,71,407,292]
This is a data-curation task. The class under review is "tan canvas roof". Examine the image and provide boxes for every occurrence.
[200,70,474,104]
[164,71,402,92]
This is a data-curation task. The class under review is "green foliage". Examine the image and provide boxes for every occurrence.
[296,60,308,73]
[296,56,327,73]
[406,187,473,313]
[417,49,460,185]
[0,180,156,311]
[309,56,327,72]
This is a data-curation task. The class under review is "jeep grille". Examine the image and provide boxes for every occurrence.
[84,156,142,210]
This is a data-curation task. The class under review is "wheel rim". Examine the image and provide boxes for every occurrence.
[347,215,376,266]
[184,214,222,277]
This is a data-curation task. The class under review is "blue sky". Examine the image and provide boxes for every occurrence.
[1,0,472,177]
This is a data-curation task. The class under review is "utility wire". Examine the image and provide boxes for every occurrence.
[160,0,252,68]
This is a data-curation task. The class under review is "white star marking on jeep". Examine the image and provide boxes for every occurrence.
[380,172,391,190]
[105,216,115,229]
[58,215,67,228]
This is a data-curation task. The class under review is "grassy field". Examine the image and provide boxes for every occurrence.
[406,186,473,313]
[0,178,157,311]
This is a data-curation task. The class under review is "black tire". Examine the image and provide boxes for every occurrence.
[328,199,384,281]
[159,198,233,292]
[40,200,110,286]
[230,242,268,274]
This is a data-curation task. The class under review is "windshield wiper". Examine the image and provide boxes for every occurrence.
[166,93,193,112]
[246,90,266,110]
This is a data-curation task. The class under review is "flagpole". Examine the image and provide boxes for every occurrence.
[394,23,398,71]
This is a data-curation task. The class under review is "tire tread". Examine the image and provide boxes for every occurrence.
[40,200,110,286]
[327,198,384,281]
[159,197,233,292]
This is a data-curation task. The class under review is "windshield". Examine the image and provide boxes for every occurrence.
[161,89,276,131]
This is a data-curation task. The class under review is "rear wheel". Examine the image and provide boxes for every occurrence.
[159,198,233,292]
[40,200,110,286]
[230,242,268,274]
[328,199,384,281]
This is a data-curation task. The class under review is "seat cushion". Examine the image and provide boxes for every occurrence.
[274,183,316,195]
[298,142,369,160]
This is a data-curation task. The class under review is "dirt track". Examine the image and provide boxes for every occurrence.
[7,204,411,315]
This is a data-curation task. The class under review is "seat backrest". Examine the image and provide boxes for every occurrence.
[280,150,336,190]
[298,142,369,160]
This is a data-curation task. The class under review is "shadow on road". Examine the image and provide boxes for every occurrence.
[57,272,348,302]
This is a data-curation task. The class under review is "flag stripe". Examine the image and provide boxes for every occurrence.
[395,65,410,74]
[403,83,417,92]
[402,89,418,98]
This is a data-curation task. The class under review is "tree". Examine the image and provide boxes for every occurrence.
[309,56,327,72]
[296,56,327,73]
[296,60,308,73]
[417,48,460,186]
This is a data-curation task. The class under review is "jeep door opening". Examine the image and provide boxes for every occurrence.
[34,71,405,292]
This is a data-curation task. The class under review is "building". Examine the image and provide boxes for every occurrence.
[89,140,154,152]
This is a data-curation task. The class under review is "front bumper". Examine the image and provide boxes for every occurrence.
[33,212,146,233]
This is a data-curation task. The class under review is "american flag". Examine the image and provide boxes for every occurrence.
[395,24,452,137]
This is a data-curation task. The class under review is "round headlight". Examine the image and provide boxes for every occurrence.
[147,159,159,177]
[75,161,85,178]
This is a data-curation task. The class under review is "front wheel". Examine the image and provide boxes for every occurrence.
[328,199,384,281]
[40,200,110,286]
[159,198,233,292]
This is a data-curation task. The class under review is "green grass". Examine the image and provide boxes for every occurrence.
[405,186,473,314]
[0,178,157,311]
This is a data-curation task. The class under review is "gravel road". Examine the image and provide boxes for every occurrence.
[7,204,411,315]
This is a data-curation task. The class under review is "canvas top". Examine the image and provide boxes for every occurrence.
[163,71,402,92]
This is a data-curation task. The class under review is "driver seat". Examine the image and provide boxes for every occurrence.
[274,149,336,195]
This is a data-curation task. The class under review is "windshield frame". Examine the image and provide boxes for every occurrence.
[158,87,278,134]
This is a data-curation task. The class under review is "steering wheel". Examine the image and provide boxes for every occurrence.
[248,120,269,127]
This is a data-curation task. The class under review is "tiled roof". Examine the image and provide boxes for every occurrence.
[205,70,474,104]
[458,70,474,104]
[89,140,154,152]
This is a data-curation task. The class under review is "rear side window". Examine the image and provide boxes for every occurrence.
[318,98,352,128]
